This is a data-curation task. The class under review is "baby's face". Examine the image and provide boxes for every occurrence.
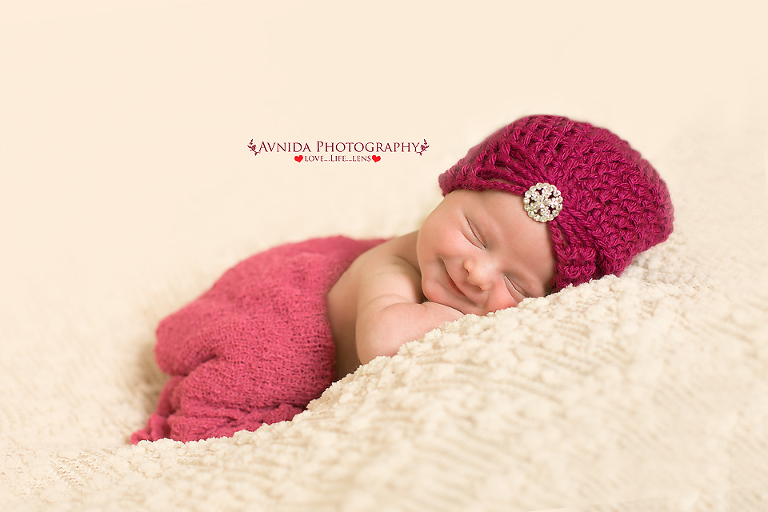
[416,189,555,316]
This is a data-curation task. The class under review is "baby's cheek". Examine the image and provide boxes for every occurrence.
[421,273,442,304]
[485,291,517,314]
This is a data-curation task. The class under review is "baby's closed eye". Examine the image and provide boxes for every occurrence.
[504,274,528,300]
[465,217,486,248]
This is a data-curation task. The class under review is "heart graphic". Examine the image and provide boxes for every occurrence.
[294,155,303,162]
[372,155,381,162]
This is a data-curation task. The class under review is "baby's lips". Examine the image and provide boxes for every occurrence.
[444,265,466,298]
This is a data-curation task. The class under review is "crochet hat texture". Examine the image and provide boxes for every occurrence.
[439,115,674,291]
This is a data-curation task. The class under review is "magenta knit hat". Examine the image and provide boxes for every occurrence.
[439,115,674,292]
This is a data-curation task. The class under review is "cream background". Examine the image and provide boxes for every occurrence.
[2,1,767,510]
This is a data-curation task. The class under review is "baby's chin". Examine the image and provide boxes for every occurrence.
[423,283,483,316]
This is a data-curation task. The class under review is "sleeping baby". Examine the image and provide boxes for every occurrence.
[132,114,673,443]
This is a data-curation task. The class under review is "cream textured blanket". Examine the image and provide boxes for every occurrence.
[1,2,767,511]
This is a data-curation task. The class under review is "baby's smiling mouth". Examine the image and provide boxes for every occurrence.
[442,260,482,310]
[443,262,466,298]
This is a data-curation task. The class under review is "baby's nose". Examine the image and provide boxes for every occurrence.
[464,257,495,291]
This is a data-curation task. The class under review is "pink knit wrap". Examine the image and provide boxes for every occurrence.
[439,115,674,291]
[132,236,384,443]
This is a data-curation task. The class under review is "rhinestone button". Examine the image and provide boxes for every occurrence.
[523,183,563,222]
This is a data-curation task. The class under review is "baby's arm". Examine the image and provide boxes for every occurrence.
[354,237,463,365]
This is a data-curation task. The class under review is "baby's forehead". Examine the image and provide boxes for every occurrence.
[444,189,530,223]
[445,188,521,208]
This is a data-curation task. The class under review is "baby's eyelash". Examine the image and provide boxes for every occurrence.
[466,218,485,247]
[504,275,528,299]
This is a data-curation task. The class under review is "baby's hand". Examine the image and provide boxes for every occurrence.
[357,300,463,365]
[350,235,465,365]
[419,300,465,324]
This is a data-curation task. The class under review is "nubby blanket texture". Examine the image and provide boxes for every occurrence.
[132,236,384,443]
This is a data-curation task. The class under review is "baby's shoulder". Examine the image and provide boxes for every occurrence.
[331,232,421,305]
[348,232,418,276]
